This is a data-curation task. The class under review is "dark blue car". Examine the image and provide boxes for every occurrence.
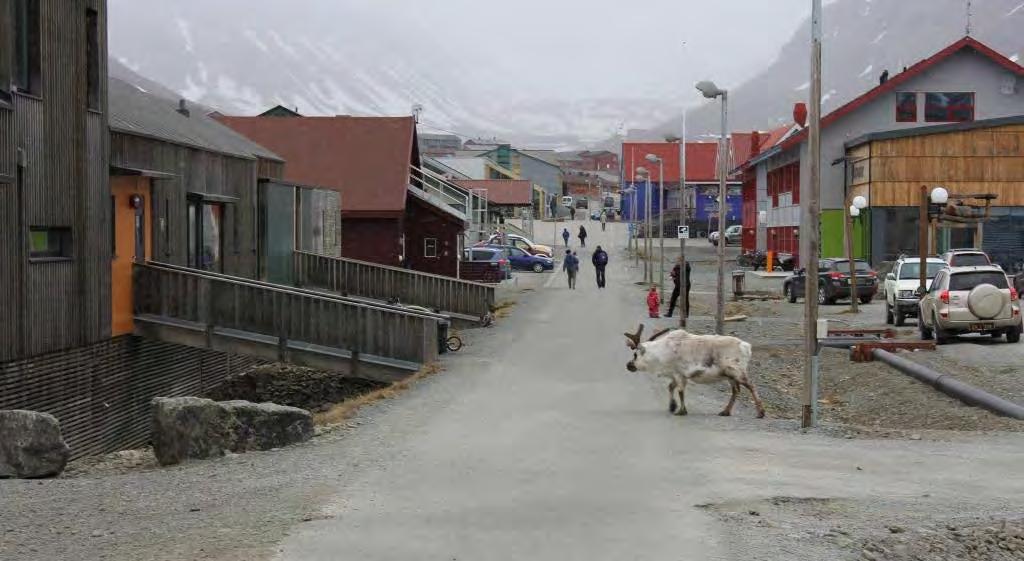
[485,245,553,273]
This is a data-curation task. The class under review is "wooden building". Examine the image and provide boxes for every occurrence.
[845,115,1024,267]
[0,0,111,362]
[218,115,468,277]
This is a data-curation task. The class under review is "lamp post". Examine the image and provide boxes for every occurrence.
[647,154,666,299]
[846,195,869,312]
[637,166,652,282]
[919,186,949,294]
[803,0,824,429]
[696,80,729,335]
[679,124,689,328]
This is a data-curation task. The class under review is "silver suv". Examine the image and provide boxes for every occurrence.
[918,266,1022,344]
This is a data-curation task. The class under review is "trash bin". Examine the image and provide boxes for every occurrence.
[732,270,746,298]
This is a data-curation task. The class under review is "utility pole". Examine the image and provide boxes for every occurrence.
[803,0,823,429]
[679,113,688,328]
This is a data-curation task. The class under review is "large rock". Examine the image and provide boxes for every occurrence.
[0,410,72,478]
[151,397,313,466]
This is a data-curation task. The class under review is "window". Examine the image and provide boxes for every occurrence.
[424,238,438,258]
[86,9,100,110]
[899,262,946,280]
[925,92,974,123]
[896,92,917,122]
[13,0,41,95]
[950,271,1008,291]
[187,199,224,271]
[29,227,73,260]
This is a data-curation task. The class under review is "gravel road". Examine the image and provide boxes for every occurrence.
[2,222,1022,561]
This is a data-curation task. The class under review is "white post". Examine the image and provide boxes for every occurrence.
[659,159,666,300]
[680,114,689,327]
[715,93,729,335]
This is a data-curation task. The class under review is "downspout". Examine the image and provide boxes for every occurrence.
[16,148,27,357]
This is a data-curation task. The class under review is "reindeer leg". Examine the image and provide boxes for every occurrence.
[720,380,740,417]
[740,379,767,419]
[667,381,678,414]
[673,378,689,416]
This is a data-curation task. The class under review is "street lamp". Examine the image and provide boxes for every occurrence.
[647,154,666,299]
[918,186,949,295]
[696,79,729,335]
[845,194,869,312]
[637,166,652,282]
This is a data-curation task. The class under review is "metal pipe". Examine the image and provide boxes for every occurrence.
[873,349,1024,420]
[715,93,728,335]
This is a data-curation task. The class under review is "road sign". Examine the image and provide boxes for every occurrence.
[677,226,690,239]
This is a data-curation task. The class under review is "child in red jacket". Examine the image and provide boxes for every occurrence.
[647,285,661,318]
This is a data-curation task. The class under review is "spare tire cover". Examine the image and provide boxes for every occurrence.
[967,284,1007,319]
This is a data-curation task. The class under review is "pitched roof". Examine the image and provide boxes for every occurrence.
[622,141,721,183]
[779,37,1024,151]
[217,115,416,216]
[108,77,282,162]
[453,180,532,206]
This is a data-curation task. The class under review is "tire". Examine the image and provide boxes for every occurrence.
[934,314,950,345]
[787,283,798,303]
[894,309,906,327]
[885,302,894,325]
[1007,325,1022,344]
[920,315,933,340]
[445,335,463,352]
[817,285,832,306]
[859,295,873,305]
[532,262,544,273]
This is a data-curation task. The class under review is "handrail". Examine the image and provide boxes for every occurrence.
[144,261,448,321]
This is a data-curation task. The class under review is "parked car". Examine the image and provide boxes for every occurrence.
[783,258,879,305]
[709,225,742,246]
[464,247,512,280]
[940,248,992,267]
[575,197,589,210]
[883,256,948,326]
[484,245,553,273]
[479,234,553,258]
[918,265,1021,344]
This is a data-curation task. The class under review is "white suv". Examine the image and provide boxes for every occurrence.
[884,257,948,326]
[919,266,1022,344]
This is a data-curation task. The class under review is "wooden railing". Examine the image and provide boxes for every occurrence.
[293,251,495,320]
[134,263,441,367]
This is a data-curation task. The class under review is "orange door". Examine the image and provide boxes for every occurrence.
[111,177,152,336]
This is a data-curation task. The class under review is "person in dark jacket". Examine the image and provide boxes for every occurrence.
[562,228,571,246]
[666,258,692,318]
[562,249,579,289]
[578,225,588,247]
[591,245,609,289]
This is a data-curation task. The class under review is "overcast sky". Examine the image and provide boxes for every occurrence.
[387,0,814,104]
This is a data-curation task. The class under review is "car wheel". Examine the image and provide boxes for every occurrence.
[885,302,894,325]
[532,262,544,273]
[919,315,933,340]
[934,314,950,345]
[1007,325,1022,344]
[859,295,873,305]
[817,285,831,305]
[894,309,905,327]
[787,283,797,303]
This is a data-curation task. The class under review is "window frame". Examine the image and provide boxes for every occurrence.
[924,92,975,123]
[28,227,73,262]
[13,0,41,96]
[424,237,439,259]
[895,92,918,123]
[86,8,100,110]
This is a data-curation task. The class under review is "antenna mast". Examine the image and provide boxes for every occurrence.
[966,0,973,36]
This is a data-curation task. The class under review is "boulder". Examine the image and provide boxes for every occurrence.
[151,397,313,466]
[0,410,72,478]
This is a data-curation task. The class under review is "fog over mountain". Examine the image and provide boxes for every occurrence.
[108,0,1024,149]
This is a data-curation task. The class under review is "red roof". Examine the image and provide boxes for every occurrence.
[217,115,416,217]
[622,141,723,183]
[780,37,1024,151]
[453,180,532,206]
[730,132,756,170]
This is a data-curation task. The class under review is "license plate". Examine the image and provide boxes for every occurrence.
[970,323,994,331]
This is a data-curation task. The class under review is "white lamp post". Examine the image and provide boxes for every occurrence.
[696,80,729,335]
[846,194,869,312]
[647,154,666,299]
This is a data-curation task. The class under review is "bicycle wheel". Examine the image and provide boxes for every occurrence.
[446,335,463,352]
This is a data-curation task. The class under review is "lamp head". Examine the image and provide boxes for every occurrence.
[849,205,861,217]
[645,154,661,163]
[695,80,725,99]
[852,195,868,210]
[636,166,648,176]
[931,187,949,205]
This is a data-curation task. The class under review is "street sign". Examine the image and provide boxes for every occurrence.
[677,226,690,239]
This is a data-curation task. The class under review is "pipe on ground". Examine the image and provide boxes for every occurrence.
[872,349,1024,420]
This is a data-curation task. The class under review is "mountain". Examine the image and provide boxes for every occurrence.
[660,0,1024,137]
[106,0,674,149]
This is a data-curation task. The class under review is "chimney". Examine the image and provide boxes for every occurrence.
[177,99,190,117]
[750,131,762,157]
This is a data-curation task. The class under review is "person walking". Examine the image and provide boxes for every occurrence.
[666,258,692,318]
[592,245,609,289]
[562,227,571,247]
[646,285,661,318]
[600,211,607,232]
[578,225,588,247]
[562,249,579,289]
[569,206,577,221]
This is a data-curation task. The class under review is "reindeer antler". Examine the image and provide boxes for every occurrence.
[624,324,645,349]
[648,328,673,342]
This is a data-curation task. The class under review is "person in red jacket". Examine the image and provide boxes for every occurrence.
[647,285,661,318]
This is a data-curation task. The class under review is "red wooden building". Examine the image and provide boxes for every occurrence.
[219,115,467,277]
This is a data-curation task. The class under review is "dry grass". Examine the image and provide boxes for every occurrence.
[493,299,516,319]
[312,363,443,428]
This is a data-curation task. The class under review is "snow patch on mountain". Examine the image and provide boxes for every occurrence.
[174,18,194,54]
[1007,2,1024,16]
[859,64,874,77]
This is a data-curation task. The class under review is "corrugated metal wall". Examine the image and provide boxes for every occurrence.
[0,336,266,459]
[1,0,110,361]
[0,106,18,362]
[110,132,261,279]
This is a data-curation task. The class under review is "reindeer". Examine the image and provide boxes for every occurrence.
[624,325,766,418]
